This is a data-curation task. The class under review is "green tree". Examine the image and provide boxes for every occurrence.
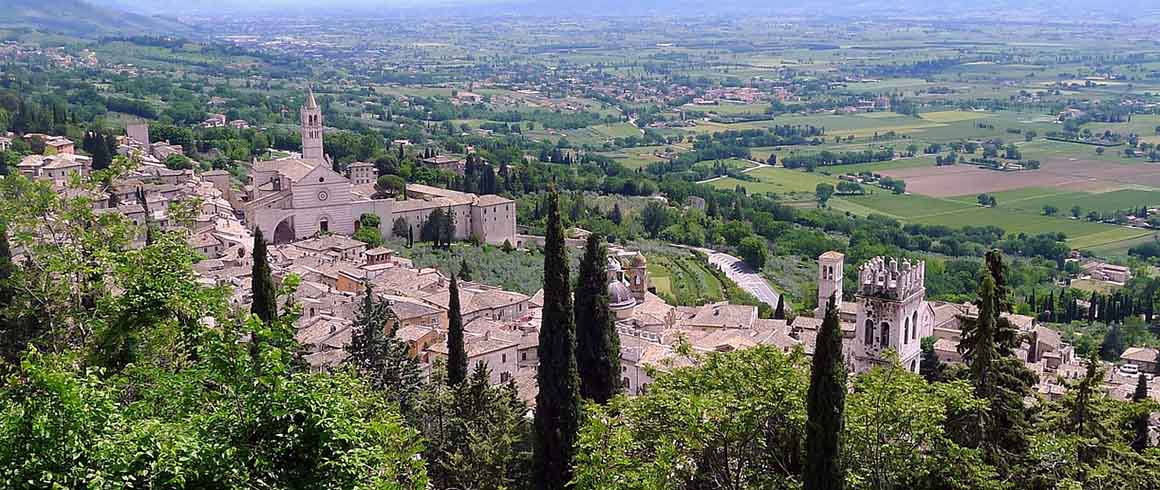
[392,217,409,238]
[375,174,406,198]
[774,294,786,320]
[572,346,810,489]
[446,273,467,386]
[251,228,277,324]
[353,214,383,247]
[919,336,945,383]
[419,362,532,490]
[1131,372,1150,452]
[955,253,1036,472]
[738,235,768,270]
[1099,323,1125,361]
[347,283,422,415]
[533,187,581,490]
[815,183,835,208]
[804,294,846,490]
[459,257,473,282]
[844,359,999,490]
[575,234,620,404]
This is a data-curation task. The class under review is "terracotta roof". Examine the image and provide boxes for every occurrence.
[1122,347,1159,364]
[679,303,757,329]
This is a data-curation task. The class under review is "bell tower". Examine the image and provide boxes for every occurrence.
[300,88,324,164]
[627,253,649,301]
[816,251,844,319]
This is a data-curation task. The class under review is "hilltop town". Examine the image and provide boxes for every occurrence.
[5,4,1160,488]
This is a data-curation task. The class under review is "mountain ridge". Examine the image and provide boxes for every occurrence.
[1,0,186,37]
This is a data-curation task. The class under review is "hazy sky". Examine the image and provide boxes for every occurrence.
[91,0,1158,18]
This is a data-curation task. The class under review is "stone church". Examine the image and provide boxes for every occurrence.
[242,90,516,246]
[815,252,935,373]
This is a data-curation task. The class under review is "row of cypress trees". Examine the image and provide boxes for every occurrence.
[531,186,625,489]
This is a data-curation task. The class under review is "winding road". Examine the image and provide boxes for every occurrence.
[678,245,782,309]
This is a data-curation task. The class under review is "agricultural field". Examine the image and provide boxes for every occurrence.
[709,166,840,196]
[832,191,1156,253]
[601,145,676,169]
[646,254,725,305]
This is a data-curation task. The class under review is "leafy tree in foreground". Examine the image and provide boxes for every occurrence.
[575,233,621,404]
[573,346,810,489]
[533,187,581,490]
[804,294,846,490]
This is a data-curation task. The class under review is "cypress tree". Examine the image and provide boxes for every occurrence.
[1088,291,1098,323]
[446,273,467,386]
[0,220,22,364]
[459,258,473,282]
[774,294,786,320]
[1132,372,1150,452]
[958,255,1036,470]
[249,228,277,374]
[574,233,620,404]
[250,228,277,324]
[533,186,580,490]
[919,336,944,383]
[804,294,846,490]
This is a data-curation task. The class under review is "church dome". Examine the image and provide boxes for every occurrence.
[608,279,636,310]
[630,253,647,268]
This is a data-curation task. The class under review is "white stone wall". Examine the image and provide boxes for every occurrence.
[855,291,925,373]
[469,202,517,245]
[472,345,519,385]
[620,359,654,396]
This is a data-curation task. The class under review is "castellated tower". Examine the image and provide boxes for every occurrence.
[300,89,325,164]
[854,256,928,373]
[815,251,845,319]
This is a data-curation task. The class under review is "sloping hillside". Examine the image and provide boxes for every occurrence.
[0,0,184,36]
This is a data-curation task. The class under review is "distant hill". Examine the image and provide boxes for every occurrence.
[71,0,1160,19]
[0,0,186,37]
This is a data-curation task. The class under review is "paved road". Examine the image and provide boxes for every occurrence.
[678,245,782,309]
[707,251,782,309]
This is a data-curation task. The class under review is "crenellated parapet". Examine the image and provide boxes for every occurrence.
[857,256,924,300]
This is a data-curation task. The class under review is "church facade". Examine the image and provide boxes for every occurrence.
[242,90,516,246]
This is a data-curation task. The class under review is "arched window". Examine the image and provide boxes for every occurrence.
[863,319,874,346]
[622,377,631,391]
[903,317,910,345]
[880,321,890,347]
[912,311,919,340]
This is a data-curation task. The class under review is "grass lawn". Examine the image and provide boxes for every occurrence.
[833,191,1154,251]
[710,167,839,195]
[1069,278,1121,294]
[919,110,996,123]
[948,188,1160,216]
[601,145,675,170]
[693,158,756,173]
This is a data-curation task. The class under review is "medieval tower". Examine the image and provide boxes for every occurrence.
[854,256,928,373]
[815,251,845,319]
[627,253,649,301]
[300,89,325,164]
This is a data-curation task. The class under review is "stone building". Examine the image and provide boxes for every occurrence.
[814,252,935,373]
[241,90,516,246]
